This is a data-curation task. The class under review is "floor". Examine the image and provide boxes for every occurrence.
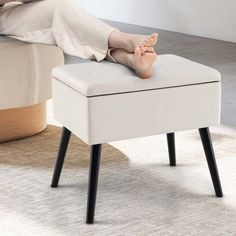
[1,124,236,235]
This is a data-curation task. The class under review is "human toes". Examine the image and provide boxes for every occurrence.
[140,46,155,54]
[142,34,158,48]
[140,46,147,54]
[150,33,158,45]
[139,38,150,48]
[145,37,153,46]
[146,47,154,53]
[134,47,142,59]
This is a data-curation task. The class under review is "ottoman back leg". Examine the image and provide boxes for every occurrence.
[199,128,223,197]
[51,127,71,188]
[86,144,102,224]
[167,133,176,166]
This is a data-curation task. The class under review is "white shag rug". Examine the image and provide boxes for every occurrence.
[0,124,236,236]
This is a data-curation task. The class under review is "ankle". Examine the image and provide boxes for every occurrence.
[109,30,131,52]
[109,30,123,47]
[125,53,134,68]
[110,48,132,67]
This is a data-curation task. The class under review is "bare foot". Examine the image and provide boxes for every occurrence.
[127,47,157,79]
[109,30,158,54]
[127,32,158,54]
[107,47,157,79]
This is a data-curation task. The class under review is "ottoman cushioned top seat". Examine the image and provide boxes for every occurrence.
[52,54,221,97]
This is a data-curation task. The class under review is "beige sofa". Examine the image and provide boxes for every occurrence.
[0,36,65,142]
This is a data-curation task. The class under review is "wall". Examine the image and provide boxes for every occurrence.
[78,0,236,43]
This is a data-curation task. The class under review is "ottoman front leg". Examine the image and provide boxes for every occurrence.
[199,128,223,197]
[167,133,176,166]
[51,127,71,188]
[86,144,102,224]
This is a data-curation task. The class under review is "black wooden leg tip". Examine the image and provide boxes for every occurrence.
[216,192,223,198]
[51,184,58,188]
[86,219,94,224]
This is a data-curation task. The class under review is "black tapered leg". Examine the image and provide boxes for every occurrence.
[86,144,102,224]
[199,127,223,197]
[167,133,176,166]
[51,127,71,188]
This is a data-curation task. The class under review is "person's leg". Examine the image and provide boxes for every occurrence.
[0,0,116,61]
[0,0,158,56]
[49,0,158,78]
[51,0,158,61]
[0,0,115,60]
[0,1,56,44]
[0,0,158,78]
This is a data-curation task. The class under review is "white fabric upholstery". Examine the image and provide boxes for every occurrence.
[52,55,221,97]
[52,55,221,145]
[0,36,64,109]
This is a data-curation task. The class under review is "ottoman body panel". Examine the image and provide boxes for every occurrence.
[88,82,221,144]
[53,79,90,143]
[53,79,221,145]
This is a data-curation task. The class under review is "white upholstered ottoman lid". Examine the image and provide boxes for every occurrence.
[52,54,221,97]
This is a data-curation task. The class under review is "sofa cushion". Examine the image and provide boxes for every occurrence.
[0,36,64,109]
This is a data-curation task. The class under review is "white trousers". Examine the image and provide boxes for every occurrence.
[0,0,117,61]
